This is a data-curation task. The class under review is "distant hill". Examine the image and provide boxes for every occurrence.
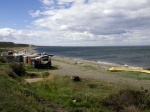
[0,42,31,48]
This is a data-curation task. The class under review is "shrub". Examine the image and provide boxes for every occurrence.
[9,62,25,77]
[26,73,38,78]
[0,56,6,63]
[101,89,150,111]
[5,68,17,79]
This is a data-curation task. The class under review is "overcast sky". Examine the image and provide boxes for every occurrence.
[0,0,150,46]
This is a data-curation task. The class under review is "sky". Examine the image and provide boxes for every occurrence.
[0,0,150,46]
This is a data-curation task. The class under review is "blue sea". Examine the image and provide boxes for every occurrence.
[35,46,150,68]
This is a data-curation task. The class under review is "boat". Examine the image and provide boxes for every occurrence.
[109,67,150,74]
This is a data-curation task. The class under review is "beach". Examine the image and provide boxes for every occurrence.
[47,56,150,90]
[24,47,150,90]
[15,47,150,111]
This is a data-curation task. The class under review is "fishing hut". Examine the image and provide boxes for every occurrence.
[1,51,53,69]
[31,53,53,69]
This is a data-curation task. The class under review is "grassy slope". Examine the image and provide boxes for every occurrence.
[0,62,67,112]
[0,72,41,112]
[30,76,120,112]
[1,67,150,112]
[29,75,150,112]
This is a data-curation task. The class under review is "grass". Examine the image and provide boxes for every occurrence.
[0,62,65,112]
[28,75,150,112]
[0,72,42,112]
[0,57,150,111]
[102,88,150,112]
[82,65,98,70]
[29,75,122,111]
[0,62,150,111]
[25,63,59,72]
[115,71,150,80]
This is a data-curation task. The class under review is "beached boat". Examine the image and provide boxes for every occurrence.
[109,67,150,74]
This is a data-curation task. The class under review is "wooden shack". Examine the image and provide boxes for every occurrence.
[31,55,52,69]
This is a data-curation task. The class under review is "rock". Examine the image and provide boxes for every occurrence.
[71,76,81,82]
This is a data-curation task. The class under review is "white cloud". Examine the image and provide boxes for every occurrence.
[1,0,150,46]
[40,0,54,5]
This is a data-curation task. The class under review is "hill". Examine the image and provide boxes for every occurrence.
[0,42,31,48]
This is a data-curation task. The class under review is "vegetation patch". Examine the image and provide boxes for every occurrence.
[0,56,6,63]
[30,76,120,111]
[0,72,41,112]
[9,62,26,77]
[0,68,67,112]
[116,71,150,80]
[101,88,150,112]
[25,63,59,72]
[82,64,97,70]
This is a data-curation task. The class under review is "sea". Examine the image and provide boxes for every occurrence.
[35,46,150,68]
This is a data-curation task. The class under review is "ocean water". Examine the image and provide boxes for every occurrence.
[35,46,150,68]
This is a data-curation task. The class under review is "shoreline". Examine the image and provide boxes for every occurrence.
[32,47,143,69]
[34,46,150,69]
[25,47,150,90]
[51,56,143,71]
[50,55,150,90]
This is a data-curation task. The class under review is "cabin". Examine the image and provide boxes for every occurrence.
[0,51,53,69]
[31,55,52,69]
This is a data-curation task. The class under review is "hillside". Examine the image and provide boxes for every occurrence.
[0,42,30,48]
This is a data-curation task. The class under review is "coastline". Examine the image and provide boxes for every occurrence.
[25,47,150,90]
[32,47,143,69]
[17,46,38,55]
[52,56,143,70]
[50,56,150,90]
[34,46,145,69]
[31,47,144,70]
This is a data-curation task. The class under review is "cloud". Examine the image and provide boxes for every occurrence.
[1,0,150,46]
[40,0,54,5]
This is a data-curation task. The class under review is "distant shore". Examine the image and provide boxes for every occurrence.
[17,46,38,54]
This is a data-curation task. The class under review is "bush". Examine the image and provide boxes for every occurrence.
[0,56,6,63]
[102,89,150,111]
[26,73,38,78]
[9,62,25,77]
[5,68,17,79]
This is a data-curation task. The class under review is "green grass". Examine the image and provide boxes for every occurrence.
[0,63,150,112]
[0,72,41,112]
[29,75,150,112]
[116,71,150,80]
[25,64,59,72]
[0,69,66,112]
[30,75,121,111]
[0,63,9,68]
[0,58,150,111]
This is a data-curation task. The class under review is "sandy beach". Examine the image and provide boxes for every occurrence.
[47,56,150,90]
[24,47,150,90]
